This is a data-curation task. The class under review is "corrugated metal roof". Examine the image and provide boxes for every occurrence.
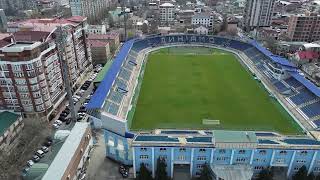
[41,122,89,180]
[86,39,135,109]
[250,40,296,67]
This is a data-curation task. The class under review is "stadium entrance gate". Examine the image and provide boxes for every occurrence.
[173,164,191,180]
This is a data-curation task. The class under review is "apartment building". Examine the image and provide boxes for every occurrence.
[287,13,320,42]
[244,0,275,31]
[159,3,175,24]
[69,0,110,24]
[191,13,213,27]
[1,16,92,118]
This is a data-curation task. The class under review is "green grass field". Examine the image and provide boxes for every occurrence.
[130,47,302,134]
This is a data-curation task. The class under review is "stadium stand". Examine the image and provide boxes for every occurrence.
[289,88,317,106]
[284,77,302,89]
[300,101,320,119]
[274,81,290,93]
[87,34,320,132]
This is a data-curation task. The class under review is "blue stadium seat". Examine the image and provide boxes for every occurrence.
[284,77,302,89]
[104,101,120,115]
[289,89,317,106]
[274,81,290,93]
[108,90,124,104]
[300,101,320,118]
[118,68,132,81]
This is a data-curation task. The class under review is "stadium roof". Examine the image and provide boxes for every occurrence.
[86,39,135,109]
[213,130,257,143]
[93,60,113,84]
[250,40,296,68]
[289,72,320,97]
[41,122,89,180]
[0,111,20,135]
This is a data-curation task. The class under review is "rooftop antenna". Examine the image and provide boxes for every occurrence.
[55,26,77,123]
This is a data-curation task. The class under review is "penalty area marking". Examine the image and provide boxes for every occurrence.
[202,119,220,125]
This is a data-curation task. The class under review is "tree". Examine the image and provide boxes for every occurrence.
[256,168,273,180]
[136,163,153,180]
[155,157,169,180]
[308,172,315,180]
[142,23,149,34]
[108,14,115,28]
[199,163,211,180]
[292,166,308,180]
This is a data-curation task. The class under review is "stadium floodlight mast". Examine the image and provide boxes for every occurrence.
[118,0,130,41]
[55,26,77,123]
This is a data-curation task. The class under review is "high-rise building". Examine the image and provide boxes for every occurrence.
[159,3,175,24]
[244,0,275,31]
[287,13,320,42]
[0,16,92,119]
[0,9,7,32]
[69,0,109,24]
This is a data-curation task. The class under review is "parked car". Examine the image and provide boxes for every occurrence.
[41,146,49,153]
[36,150,45,158]
[66,118,72,125]
[54,120,62,126]
[32,155,40,162]
[53,123,60,129]
[119,165,129,178]
[26,160,34,167]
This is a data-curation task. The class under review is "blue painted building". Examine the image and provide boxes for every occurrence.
[85,34,320,179]
[132,130,320,178]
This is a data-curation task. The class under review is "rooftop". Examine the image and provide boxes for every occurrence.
[0,111,20,135]
[88,33,119,40]
[41,122,89,180]
[160,3,175,7]
[213,130,258,143]
[7,16,86,33]
[89,40,109,47]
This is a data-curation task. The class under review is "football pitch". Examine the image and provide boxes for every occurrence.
[130,47,302,134]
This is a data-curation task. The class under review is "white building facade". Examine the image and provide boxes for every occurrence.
[160,3,175,24]
[191,13,213,27]
[244,0,275,31]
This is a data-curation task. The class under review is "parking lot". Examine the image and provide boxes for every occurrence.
[22,65,102,176]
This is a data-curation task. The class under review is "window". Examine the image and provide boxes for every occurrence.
[140,148,147,152]
[179,148,186,152]
[296,159,306,163]
[236,157,246,162]
[239,150,246,154]
[178,155,186,161]
[140,155,148,160]
[300,151,308,155]
[196,164,204,169]
[159,155,167,160]
[259,150,267,155]
[314,167,320,172]
[279,151,287,155]
[160,148,166,152]
[199,149,206,153]
[197,156,206,161]
[216,157,228,161]
[219,149,226,154]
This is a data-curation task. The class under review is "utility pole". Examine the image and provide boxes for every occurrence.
[55,26,77,123]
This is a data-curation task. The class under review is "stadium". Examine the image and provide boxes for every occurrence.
[86,34,320,179]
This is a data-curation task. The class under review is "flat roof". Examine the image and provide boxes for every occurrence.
[41,122,89,180]
[0,111,20,135]
[213,130,257,143]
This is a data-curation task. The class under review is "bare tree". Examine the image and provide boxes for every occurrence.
[0,118,51,179]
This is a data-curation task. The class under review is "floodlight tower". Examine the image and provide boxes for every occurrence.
[55,26,77,122]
